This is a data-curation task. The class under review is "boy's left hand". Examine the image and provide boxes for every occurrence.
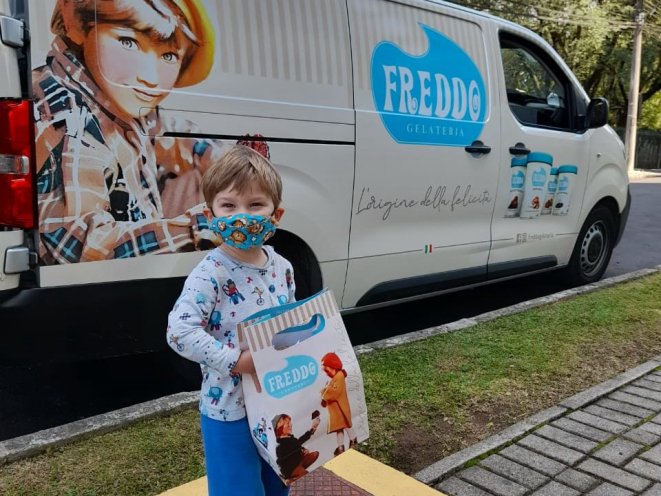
[232,350,256,375]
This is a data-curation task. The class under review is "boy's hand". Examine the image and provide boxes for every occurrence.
[232,350,256,375]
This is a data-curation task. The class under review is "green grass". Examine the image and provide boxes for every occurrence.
[2,274,661,495]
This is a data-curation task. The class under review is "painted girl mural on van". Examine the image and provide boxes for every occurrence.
[32,0,265,264]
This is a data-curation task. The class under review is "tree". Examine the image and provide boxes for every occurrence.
[452,0,661,130]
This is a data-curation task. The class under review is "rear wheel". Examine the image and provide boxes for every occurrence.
[563,205,616,286]
[267,231,323,300]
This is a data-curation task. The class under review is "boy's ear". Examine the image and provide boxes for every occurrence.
[272,207,285,227]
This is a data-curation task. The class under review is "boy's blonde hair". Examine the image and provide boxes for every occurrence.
[51,0,215,87]
[202,145,283,209]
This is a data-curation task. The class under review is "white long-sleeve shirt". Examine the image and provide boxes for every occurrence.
[167,246,296,421]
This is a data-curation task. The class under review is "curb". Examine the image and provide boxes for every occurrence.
[0,392,199,466]
[414,354,661,486]
[2,266,660,466]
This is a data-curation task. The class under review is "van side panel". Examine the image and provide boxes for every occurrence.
[581,155,628,220]
[28,0,354,303]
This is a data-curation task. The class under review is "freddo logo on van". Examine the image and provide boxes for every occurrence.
[263,355,318,399]
[512,171,525,189]
[371,24,487,147]
[532,168,547,188]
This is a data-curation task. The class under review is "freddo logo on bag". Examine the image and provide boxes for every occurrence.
[371,24,487,147]
[532,168,547,187]
[264,355,318,399]
[512,171,525,189]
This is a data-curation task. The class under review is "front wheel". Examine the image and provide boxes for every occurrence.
[563,205,616,286]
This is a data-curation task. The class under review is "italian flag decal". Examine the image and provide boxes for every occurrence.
[424,244,433,254]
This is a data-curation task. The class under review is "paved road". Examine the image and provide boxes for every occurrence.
[605,176,661,278]
[1,177,659,442]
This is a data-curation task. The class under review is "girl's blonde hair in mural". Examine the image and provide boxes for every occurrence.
[51,0,215,86]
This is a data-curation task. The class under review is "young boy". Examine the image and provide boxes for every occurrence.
[33,0,225,264]
[167,145,296,495]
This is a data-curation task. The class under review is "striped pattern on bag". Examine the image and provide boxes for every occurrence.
[243,290,339,352]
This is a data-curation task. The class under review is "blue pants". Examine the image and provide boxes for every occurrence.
[201,414,290,496]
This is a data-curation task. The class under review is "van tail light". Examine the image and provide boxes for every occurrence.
[0,99,35,229]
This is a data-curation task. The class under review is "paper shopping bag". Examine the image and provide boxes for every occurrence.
[237,289,369,486]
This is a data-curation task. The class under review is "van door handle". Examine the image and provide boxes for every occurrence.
[509,143,531,155]
[465,140,491,155]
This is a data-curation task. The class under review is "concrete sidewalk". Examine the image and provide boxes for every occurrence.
[159,450,445,496]
[426,365,661,495]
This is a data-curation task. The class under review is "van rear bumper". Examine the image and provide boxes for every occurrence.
[0,229,25,291]
[615,186,632,247]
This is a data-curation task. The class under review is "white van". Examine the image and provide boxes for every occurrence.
[0,0,630,368]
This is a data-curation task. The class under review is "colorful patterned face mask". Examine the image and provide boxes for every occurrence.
[210,213,277,250]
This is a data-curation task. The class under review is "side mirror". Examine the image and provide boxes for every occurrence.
[586,97,609,129]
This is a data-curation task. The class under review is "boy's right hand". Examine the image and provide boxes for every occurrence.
[232,350,256,375]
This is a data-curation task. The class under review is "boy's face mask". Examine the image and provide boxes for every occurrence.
[210,213,277,250]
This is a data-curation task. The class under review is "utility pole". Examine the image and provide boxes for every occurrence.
[625,0,645,172]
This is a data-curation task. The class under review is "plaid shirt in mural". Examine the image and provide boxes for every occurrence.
[32,38,225,264]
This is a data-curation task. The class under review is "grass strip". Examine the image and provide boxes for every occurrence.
[2,274,661,495]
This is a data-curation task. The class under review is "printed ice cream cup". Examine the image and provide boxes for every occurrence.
[520,152,553,219]
[552,165,578,216]
[542,167,559,215]
[504,157,527,218]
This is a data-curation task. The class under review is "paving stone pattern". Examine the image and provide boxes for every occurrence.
[290,467,372,496]
[436,370,661,495]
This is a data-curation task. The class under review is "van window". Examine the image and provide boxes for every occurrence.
[500,38,570,131]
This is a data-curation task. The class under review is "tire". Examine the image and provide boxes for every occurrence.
[266,232,323,300]
[563,205,616,286]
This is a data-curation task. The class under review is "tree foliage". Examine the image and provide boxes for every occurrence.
[452,0,661,129]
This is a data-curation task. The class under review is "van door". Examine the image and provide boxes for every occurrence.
[489,31,590,277]
[343,0,500,308]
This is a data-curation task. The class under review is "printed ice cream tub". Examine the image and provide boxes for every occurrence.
[542,167,559,215]
[552,165,578,216]
[520,152,553,219]
[504,157,527,218]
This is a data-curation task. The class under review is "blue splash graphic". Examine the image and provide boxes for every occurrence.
[531,168,547,188]
[371,24,487,146]
[558,176,569,191]
[263,355,318,399]
[512,171,525,189]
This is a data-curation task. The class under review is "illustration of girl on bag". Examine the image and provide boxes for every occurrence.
[320,352,357,456]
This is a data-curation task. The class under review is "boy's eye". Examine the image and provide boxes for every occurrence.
[119,37,138,50]
[221,203,234,209]
[162,52,179,63]
[251,203,264,208]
